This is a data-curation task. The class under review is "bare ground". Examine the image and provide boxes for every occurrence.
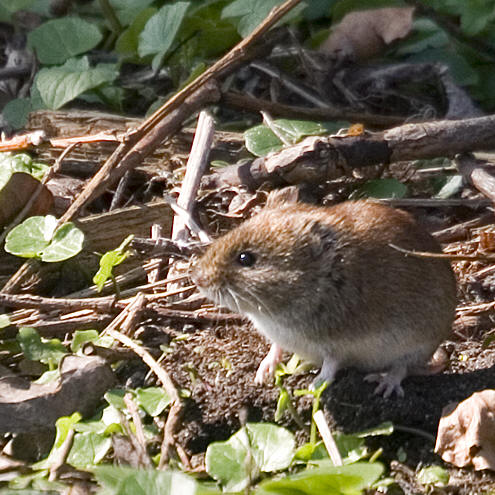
[141,303,495,492]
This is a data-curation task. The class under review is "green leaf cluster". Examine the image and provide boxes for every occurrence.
[89,421,383,494]
[245,119,345,157]
[17,327,67,368]
[3,0,314,127]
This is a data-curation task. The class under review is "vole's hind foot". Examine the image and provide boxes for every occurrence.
[364,364,407,398]
[255,343,283,385]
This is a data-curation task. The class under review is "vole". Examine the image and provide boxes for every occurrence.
[191,188,456,397]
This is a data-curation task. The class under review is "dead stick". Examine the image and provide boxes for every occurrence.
[0,293,118,312]
[0,84,218,294]
[457,301,495,315]
[102,293,182,464]
[48,428,76,482]
[171,111,215,243]
[313,410,343,466]
[167,110,215,294]
[455,153,495,204]
[205,114,495,189]
[124,393,153,468]
[223,91,405,127]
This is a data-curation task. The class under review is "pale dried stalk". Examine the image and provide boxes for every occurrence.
[172,110,215,243]
[313,410,343,466]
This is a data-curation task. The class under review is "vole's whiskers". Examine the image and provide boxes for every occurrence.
[243,286,277,322]
[226,287,243,314]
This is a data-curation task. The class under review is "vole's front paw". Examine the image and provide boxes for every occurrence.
[254,343,283,385]
[364,364,407,398]
[311,357,339,390]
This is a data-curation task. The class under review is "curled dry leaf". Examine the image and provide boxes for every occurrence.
[0,172,53,228]
[320,7,414,61]
[435,390,495,470]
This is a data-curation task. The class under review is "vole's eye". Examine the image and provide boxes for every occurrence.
[237,251,256,267]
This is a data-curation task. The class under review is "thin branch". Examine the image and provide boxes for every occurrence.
[389,243,495,262]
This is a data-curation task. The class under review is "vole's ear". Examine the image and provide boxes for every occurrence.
[265,186,299,209]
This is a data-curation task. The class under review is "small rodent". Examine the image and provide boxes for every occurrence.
[191,188,457,397]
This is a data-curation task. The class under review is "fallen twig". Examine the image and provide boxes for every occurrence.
[204,114,495,190]
[123,393,153,468]
[389,243,495,262]
[102,293,183,466]
[171,110,215,243]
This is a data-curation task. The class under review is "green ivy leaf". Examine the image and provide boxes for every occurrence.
[274,388,290,422]
[41,222,85,262]
[5,215,57,258]
[0,0,35,22]
[0,152,49,187]
[244,125,283,157]
[408,47,478,86]
[93,235,133,291]
[394,19,449,56]
[352,178,408,199]
[16,327,67,365]
[5,215,84,262]
[138,1,191,69]
[333,433,368,463]
[71,330,100,353]
[206,423,295,492]
[28,17,103,65]
[35,57,118,110]
[294,442,329,462]
[135,387,171,417]
[356,421,394,437]
[272,119,336,142]
[105,389,127,411]
[305,0,337,20]
[459,0,495,36]
[244,119,341,157]
[256,462,384,495]
[417,465,449,487]
[222,0,283,37]
[94,466,198,495]
[109,0,155,26]
[182,1,240,58]
[68,432,112,469]
[115,7,156,58]
[2,97,33,129]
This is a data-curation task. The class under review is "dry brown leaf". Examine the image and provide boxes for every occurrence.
[0,172,53,228]
[435,389,495,470]
[319,7,414,61]
[0,355,115,434]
